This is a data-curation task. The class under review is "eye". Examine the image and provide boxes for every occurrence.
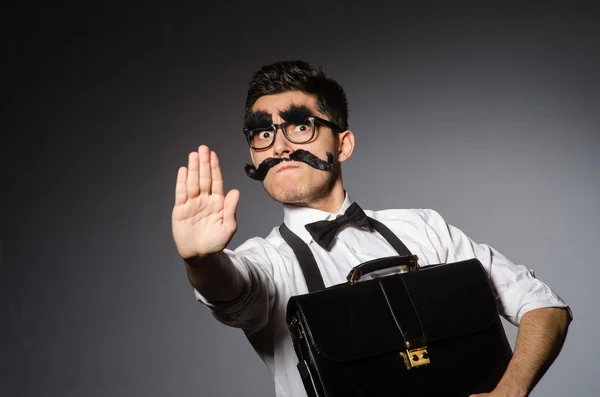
[293,124,311,133]
[253,130,273,141]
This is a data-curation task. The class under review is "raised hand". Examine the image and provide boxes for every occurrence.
[172,145,240,259]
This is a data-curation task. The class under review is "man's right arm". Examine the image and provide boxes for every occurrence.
[184,252,244,303]
[172,145,242,304]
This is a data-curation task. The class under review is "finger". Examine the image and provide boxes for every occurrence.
[186,152,200,198]
[210,151,224,196]
[198,145,211,195]
[175,166,188,205]
[223,189,240,227]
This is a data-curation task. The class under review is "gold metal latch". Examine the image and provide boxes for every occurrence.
[289,316,305,340]
[399,338,430,370]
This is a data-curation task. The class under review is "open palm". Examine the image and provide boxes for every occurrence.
[172,145,240,259]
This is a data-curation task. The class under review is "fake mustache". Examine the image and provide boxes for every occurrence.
[244,149,335,181]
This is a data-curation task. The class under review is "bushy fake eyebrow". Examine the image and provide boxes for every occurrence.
[279,105,313,123]
[244,110,272,130]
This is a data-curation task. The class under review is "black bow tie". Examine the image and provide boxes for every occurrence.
[304,202,372,249]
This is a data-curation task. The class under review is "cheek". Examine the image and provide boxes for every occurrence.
[252,153,267,167]
[307,140,336,159]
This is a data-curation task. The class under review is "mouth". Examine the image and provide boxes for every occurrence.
[275,162,300,174]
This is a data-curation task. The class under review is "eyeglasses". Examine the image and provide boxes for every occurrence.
[243,116,343,150]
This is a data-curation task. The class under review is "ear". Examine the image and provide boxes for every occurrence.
[336,130,355,163]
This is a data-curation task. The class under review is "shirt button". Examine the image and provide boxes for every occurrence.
[350,247,357,254]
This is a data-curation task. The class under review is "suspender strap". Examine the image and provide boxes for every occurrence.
[279,217,413,293]
[367,218,412,257]
[280,223,326,292]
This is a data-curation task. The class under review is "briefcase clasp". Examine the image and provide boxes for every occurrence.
[400,339,430,370]
[289,316,305,340]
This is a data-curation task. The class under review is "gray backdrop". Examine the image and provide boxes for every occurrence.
[2,2,598,396]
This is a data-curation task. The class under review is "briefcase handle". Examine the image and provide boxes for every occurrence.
[347,255,420,284]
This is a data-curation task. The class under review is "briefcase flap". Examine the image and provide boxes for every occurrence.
[286,259,499,363]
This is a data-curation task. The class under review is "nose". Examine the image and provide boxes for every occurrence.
[272,126,294,157]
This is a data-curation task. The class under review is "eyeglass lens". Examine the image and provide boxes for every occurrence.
[248,119,314,149]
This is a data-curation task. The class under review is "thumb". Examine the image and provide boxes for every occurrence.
[223,189,240,227]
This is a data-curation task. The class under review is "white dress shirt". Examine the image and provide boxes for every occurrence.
[195,193,568,397]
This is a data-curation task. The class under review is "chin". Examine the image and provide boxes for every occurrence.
[266,185,308,204]
[265,180,332,205]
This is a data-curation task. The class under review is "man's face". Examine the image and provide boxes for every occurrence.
[248,91,342,205]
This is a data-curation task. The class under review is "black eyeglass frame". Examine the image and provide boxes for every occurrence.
[243,116,344,150]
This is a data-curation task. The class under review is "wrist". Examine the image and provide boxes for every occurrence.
[494,379,529,397]
[183,253,211,268]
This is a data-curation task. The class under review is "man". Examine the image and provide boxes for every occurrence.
[171,60,571,397]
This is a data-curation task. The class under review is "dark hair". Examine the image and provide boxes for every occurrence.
[245,60,349,130]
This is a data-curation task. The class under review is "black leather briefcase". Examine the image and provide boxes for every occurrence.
[286,256,513,397]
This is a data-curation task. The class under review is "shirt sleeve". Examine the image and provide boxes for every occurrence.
[194,238,277,334]
[420,209,570,326]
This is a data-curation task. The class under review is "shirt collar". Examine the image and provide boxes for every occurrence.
[282,192,354,244]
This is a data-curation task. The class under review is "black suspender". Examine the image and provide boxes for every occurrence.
[279,223,326,292]
[279,217,413,293]
[368,218,412,257]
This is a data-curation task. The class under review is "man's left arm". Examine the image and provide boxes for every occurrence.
[419,209,572,396]
[473,306,571,397]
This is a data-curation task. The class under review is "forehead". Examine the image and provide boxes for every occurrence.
[252,91,323,117]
